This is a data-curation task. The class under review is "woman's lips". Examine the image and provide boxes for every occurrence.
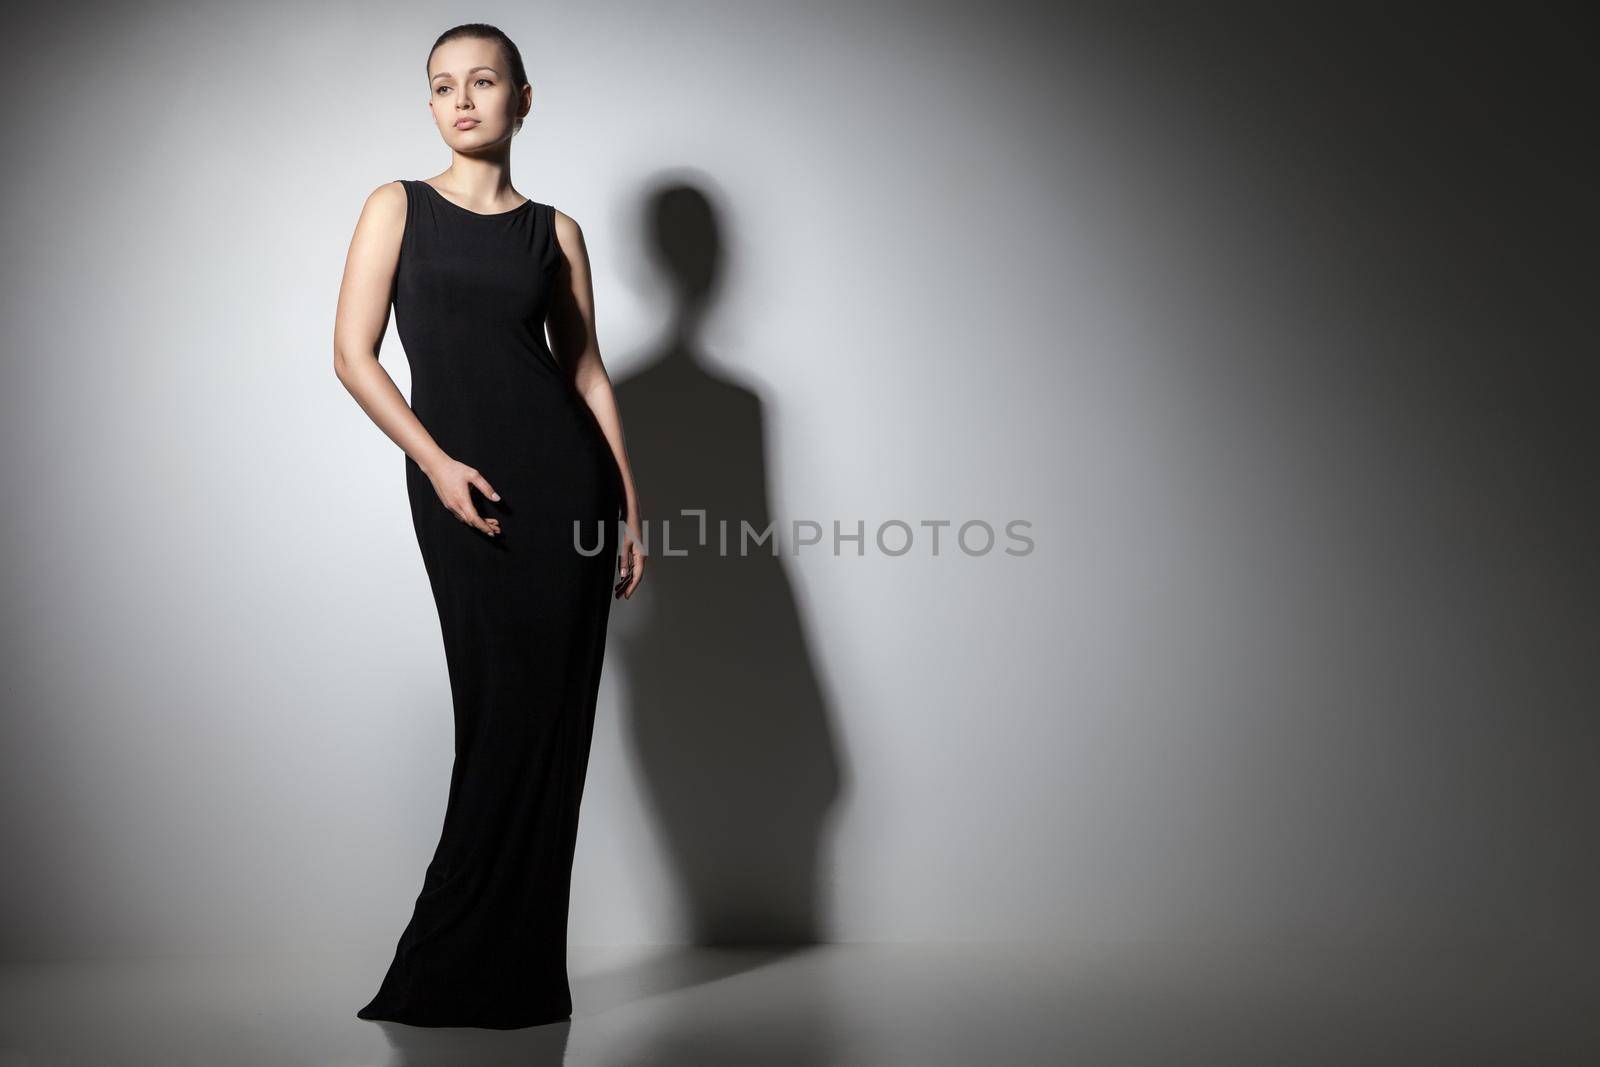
[454,118,480,129]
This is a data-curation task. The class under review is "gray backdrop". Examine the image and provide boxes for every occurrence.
[1,2,1593,962]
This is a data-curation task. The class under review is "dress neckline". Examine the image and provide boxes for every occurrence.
[417,180,533,218]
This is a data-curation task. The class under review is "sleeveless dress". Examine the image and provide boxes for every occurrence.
[356,179,624,1029]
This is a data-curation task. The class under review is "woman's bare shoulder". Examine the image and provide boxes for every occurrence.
[551,206,588,256]
[365,180,407,215]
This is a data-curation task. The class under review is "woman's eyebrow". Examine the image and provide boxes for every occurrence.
[430,66,501,82]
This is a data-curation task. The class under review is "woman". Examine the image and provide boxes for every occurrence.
[334,23,645,1029]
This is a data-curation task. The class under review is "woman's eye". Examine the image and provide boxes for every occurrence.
[475,79,492,87]
[435,85,450,95]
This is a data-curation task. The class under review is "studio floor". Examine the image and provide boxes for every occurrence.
[0,938,1593,1065]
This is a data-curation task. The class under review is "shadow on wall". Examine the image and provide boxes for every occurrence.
[609,181,846,947]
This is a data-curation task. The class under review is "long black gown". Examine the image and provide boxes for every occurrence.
[356,178,624,1029]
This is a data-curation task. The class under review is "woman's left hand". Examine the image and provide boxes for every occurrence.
[615,514,646,599]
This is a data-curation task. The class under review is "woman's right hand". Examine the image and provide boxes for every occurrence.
[423,456,502,537]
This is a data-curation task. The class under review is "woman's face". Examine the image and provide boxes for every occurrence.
[426,37,526,149]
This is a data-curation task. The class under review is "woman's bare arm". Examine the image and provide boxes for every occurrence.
[547,208,645,598]
[333,181,503,537]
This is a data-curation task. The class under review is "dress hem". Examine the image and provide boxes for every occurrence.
[355,1003,573,1030]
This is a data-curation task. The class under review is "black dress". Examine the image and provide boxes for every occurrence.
[356,179,623,1029]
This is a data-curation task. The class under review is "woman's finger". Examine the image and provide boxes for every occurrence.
[456,500,496,536]
[471,472,501,502]
[623,548,643,597]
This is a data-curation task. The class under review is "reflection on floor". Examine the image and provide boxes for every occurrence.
[0,939,1593,1065]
